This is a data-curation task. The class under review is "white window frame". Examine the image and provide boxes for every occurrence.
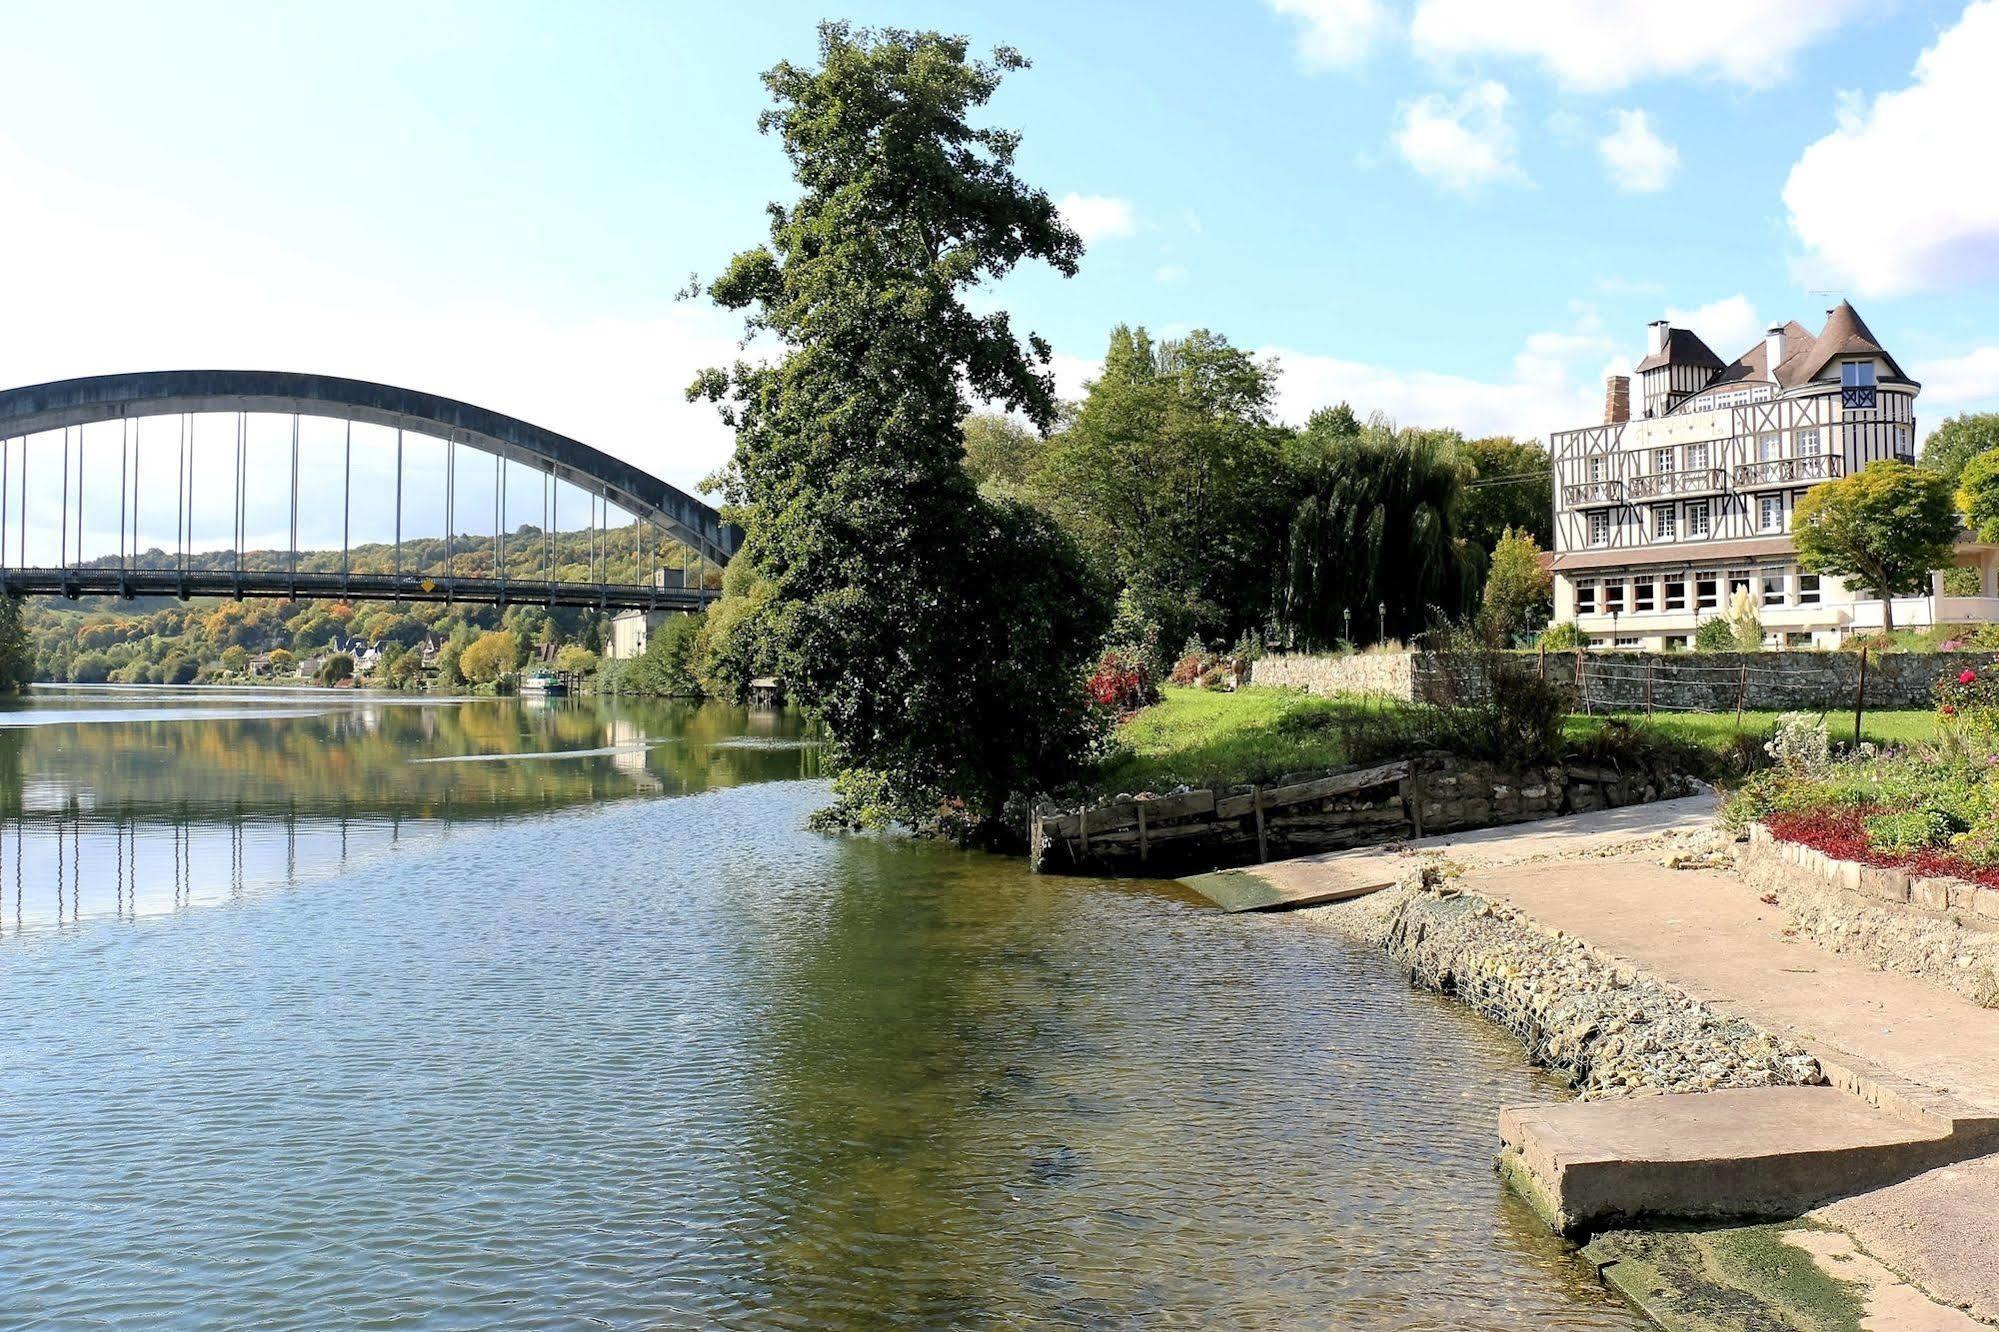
[1652,504,1676,539]
[1761,567,1787,608]
[1587,455,1606,483]
[1758,495,1783,533]
[1696,571,1720,611]
[1634,577,1656,612]
[1842,361,1877,389]
[1588,511,1611,547]
[1758,433,1782,461]
[1653,447,1673,475]
[1685,442,1710,471]
[1575,579,1597,614]
[1798,572,1822,605]
[1602,579,1626,614]
[1797,426,1820,454]
[1686,500,1711,537]
[1664,576,1687,611]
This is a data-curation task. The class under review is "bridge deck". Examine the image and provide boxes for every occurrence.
[0,567,713,611]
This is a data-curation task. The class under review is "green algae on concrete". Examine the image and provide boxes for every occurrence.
[1583,1224,1867,1332]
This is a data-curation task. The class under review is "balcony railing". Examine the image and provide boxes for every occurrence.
[1625,467,1726,501]
[1732,454,1845,490]
[1561,479,1623,508]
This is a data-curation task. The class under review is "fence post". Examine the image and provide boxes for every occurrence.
[1735,659,1748,730]
[1577,648,1590,716]
[1252,785,1268,863]
[1854,645,1869,748]
[1137,801,1149,863]
[1645,656,1654,719]
[1538,642,1547,681]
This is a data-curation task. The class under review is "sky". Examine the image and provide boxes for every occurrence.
[6,0,1999,516]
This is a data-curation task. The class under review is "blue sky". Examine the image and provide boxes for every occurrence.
[5,0,1999,511]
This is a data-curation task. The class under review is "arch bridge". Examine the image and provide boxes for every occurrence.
[0,370,739,610]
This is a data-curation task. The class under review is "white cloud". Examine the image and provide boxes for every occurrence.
[0,142,744,499]
[1598,109,1679,193]
[1057,193,1138,245]
[1264,0,1395,70]
[1392,81,1524,193]
[1665,294,1763,359]
[1154,263,1188,284]
[1784,0,1999,297]
[1410,0,1870,92]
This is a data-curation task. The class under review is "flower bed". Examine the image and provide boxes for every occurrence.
[1761,808,1999,890]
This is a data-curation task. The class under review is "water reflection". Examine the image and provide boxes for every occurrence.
[0,687,821,932]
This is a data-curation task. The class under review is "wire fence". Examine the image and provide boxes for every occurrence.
[1521,647,1888,739]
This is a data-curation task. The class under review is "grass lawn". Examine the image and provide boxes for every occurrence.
[1094,685,1942,797]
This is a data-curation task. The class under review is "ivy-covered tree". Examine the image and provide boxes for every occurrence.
[690,23,1110,833]
[1794,459,1958,633]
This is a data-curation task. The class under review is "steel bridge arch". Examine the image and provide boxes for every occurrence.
[0,369,739,567]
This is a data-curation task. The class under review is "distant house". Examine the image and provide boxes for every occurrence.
[607,609,679,660]
[1551,301,1999,648]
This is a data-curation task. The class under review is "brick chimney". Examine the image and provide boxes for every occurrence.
[1604,374,1631,425]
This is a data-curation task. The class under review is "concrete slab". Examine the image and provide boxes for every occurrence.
[1180,793,1719,912]
[1499,1086,1960,1235]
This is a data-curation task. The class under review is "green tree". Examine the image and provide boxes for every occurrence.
[267,647,296,676]
[220,645,250,676]
[459,630,518,684]
[1794,460,1958,633]
[1480,527,1552,635]
[1921,412,1999,491]
[161,652,198,685]
[1037,324,1290,648]
[689,23,1110,831]
[961,413,1047,500]
[1452,435,1552,554]
[1274,411,1474,647]
[553,644,599,677]
[317,652,355,686]
[0,598,32,693]
[1957,448,1999,545]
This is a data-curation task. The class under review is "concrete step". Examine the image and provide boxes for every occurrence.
[1498,1085,1990,1237]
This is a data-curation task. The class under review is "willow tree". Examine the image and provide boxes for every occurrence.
[689,24,1109,832]
[1276,411,1474,647]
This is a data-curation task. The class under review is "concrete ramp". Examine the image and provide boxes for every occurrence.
[1498,1086,1980,1237]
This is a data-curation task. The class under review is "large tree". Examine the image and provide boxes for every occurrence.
[1035,325,1291,649]
[1920,412,1999,491]
[1793,460,1958,633]
[1274,410,1475,647]
[1452,435,1552,554]
[690,23,1109,832]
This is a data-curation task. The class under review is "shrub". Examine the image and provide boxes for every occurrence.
[1538,620,1582,651]
[1087,648,1156,714]
[1728,589,1763,651]
[1763,712,1830,775]
[1943,565,1983,597]
[1865,807,1966,857]
[1694,616,1737,652]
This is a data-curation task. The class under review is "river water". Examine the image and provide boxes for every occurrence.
[0,687,1643,1329]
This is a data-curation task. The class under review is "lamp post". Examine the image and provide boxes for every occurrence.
[1378,602,1387,645]
[1343,607,1352,646]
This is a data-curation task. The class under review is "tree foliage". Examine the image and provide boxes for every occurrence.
[1452,435,1553,555]
[960,413,1046,501]
[1036,326,1289,651]
[1794,460,1958,633]
[0,598,32,694]
[1921,412,1999,491]
[1480,526,1552,636]
[1957,448,1999,546]
[459,630,518,684]
[689,23,1110,830]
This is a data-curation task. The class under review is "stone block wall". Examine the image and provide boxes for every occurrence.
[1251,649,1998,713]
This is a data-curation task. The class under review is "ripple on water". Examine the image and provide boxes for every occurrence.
[0,780,1644,1330]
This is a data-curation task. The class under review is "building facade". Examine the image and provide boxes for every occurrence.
[1550,302,1999,648]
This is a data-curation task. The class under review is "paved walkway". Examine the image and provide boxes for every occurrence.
[1211,798,1999,1325]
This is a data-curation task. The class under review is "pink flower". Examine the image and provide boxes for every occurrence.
[1961,670,1979,685]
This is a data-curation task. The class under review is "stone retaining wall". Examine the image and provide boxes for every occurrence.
[1250,649,1997,713]
[1739,825,1999,1008]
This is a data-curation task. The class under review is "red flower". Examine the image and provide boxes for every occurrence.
[1943,704,1959,716]
[1960,669,1979,685]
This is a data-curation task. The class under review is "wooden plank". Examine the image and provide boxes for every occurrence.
[1048,788,1215,839]
[1181,855,1402,913]
[1260,761,1410,811]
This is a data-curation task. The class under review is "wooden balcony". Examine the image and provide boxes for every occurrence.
[1561,479,1623,508]
[1732,454,1845,491]
[1625,467,1726,501]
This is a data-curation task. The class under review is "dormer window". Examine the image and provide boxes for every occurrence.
[1841,362,1876,389]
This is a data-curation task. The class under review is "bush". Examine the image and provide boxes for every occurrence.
[1341,617,1574,765]
[1538,620,1582,651]
[1865,807,1967,856]
[1088,648,1157,715]
[1694,616,1737,652]
[1763,712,1830,774]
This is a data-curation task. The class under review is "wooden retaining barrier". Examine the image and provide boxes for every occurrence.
[1030,754,1692,875]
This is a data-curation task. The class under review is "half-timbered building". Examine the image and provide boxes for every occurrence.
[1550,302,1999,648]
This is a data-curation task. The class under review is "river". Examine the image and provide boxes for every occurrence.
[0,687,1643,1329]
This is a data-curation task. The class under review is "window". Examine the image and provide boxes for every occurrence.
[1728,568,1753,600]
[1786,632,1813,648]
[1758,433,1782,461]
[1575,579,1596,614]
[1603,579,1626,614]
[1686,500,1711,537]
[1652,504,1676,539]
[1634,578,1656,612]
[1587,455,1606,482]
[1696,571,1720,611]
[1686,442,1710,471]
[1759,495,1783,532]
[1588,511,1610,546]
[1664,635,1689,650]
[1664,576,1687,611]
[1797,427,1820,454]
[1841,362,1877,389]
[1653,447,1673,475]
[1762,567,1787,608]
[1798,573,1821,605]
[1614,635,1643,648]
